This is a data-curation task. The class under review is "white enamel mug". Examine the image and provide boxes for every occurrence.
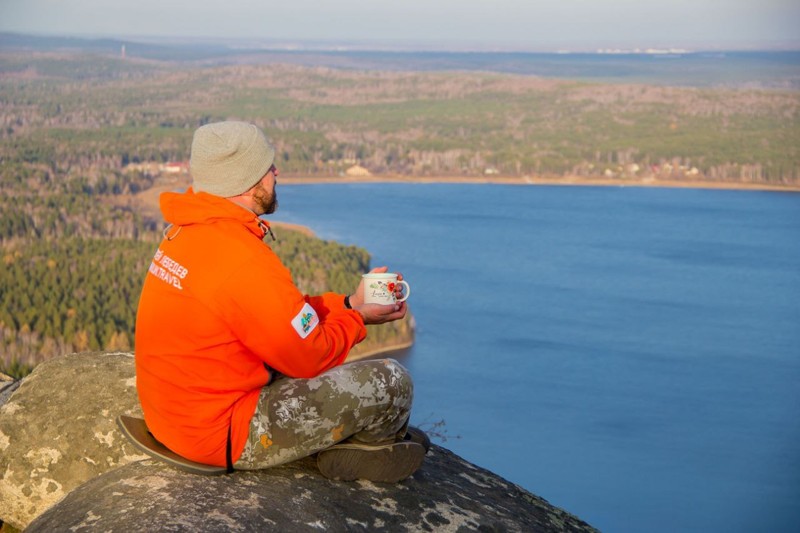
[362,273,411,305]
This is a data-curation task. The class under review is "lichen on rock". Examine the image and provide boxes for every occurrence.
[0,352,147,530]
[27,449,598,533]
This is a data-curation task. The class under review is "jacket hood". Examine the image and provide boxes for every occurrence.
[159,188,268,238]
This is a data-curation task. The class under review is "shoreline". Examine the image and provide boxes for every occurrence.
[269,221,317,237]
[131,174,800,217]
[346,340,415,362]
[279,174,800,193]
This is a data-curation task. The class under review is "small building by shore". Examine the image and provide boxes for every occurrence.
[346,165,371,177]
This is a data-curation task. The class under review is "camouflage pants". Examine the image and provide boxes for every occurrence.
[234,358,413,469]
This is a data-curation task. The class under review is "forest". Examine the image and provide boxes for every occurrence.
[1,51,798,184]
[0,219,414,377]
[1,47,798,376]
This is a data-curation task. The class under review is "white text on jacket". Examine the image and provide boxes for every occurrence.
[148,248,189,290]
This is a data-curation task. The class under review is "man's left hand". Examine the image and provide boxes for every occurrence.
[355,301,407,325]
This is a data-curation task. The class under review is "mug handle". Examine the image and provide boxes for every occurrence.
[395,280,411,303]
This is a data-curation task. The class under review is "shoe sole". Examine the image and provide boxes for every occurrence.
[404,426,431,453]
[317,441,425,483]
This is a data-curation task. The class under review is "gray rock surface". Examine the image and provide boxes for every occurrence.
[1,352,598,532]
[0,371,19,407]
[27,447,596,532]
[0,352,147,530]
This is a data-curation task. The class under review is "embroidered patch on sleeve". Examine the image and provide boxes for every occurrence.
[291,303,320,339]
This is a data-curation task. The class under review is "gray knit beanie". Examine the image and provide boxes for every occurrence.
[189,121,276,197]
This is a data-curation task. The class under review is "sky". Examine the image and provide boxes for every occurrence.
[1,0,798,50]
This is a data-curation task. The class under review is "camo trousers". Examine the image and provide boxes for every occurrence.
[234,358,413,469]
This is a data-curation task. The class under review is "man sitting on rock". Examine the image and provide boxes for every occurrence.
[134,121,426,483]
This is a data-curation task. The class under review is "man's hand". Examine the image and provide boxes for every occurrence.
[355,302,408,325]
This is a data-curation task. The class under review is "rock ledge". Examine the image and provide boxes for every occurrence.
[1,352,597,532]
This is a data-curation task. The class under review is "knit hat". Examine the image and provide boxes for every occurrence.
[189,121,276,197]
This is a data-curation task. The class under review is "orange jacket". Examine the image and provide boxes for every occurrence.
[135,189,367,466]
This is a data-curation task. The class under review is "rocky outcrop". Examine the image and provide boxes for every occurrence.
[26,447,596,532]
[0,352,148,529]
[0,371,19,407]
[0,353,597,532]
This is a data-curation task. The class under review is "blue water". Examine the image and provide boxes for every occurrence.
[305,50,800,89]
[274,183,800,533]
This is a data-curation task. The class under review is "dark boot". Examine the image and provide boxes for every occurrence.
[316,440,426,483]
[403,426,431,453]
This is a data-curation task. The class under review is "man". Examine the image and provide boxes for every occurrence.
[135,121,426,483]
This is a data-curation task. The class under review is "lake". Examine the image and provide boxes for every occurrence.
[282,50,800,89]
[275,182,800,533]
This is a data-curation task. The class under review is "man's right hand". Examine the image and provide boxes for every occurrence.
[355,302,408,325]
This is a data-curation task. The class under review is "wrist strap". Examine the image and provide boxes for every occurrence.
[344,295,352,309]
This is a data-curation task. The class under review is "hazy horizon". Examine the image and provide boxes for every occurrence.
[2,1,798,52]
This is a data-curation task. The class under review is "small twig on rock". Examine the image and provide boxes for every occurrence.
[416,414,461,443]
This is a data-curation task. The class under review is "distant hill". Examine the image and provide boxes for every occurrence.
[0,32,232,62]
[2,31,799,88]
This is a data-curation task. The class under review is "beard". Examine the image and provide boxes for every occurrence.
[252,180,278,215]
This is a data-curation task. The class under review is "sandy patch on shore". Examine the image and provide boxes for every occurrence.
[279,174,800,193]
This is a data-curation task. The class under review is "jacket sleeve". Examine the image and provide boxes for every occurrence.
[216,248,367,379]
[306,292,349,320]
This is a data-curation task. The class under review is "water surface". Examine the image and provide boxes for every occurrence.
[276,183,800,532]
